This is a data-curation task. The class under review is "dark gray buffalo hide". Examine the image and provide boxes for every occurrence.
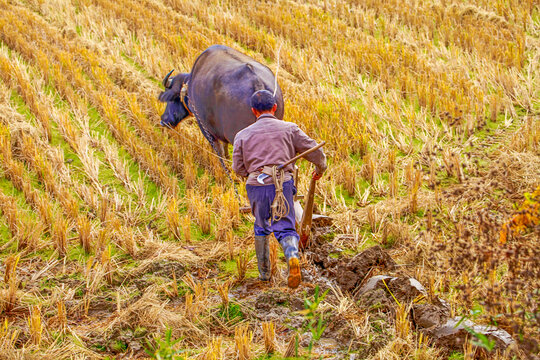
[158,45,284,157]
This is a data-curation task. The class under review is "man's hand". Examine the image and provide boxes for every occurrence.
[312,171,323,181]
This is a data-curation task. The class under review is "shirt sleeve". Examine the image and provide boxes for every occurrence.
[232,134,248,177]
[292,125,327,174]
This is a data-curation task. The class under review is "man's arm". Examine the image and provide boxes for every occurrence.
[232,136,248,178]
[292,126,327,175]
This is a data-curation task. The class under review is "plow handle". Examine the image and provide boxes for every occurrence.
[257,141,326,184]
[280,141,326,170]
[299,175,317,249]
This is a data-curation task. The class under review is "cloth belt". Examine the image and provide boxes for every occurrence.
[247,166,293,185]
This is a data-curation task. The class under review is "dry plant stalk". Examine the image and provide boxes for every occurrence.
[262,321,276,354]
[182,215,192,243]
[389,170,398,198]
[183,153,197,188]
[221,189,240,228]
[362,153,376,184]
[217,281,230,308]
[427,208,433,231]
[57,300,67,334]
[167,271,179,298]
[4,254,19,284]
[340,161,357,196]
[166,197,182,240]
[429,160,437,188]
[198,201,212,235]
[236,251,250,283]
[100,245,114,285]
[52,215,68,257]
[0,192,41,250]
[0,193,17,235]
[0,318,20,349]
[405,161,414,188]
[284,332,301,357]
[36,196,54,232]
[27,305,43,346]
[77,215,92,254]
[234,324,253,360]
[198,174,211,198]
[442,150,464,182]
[227,230,235,260]
[463,337,476,359]
[215,224,226,243]
[184,292,196,321]
[269,237,279,280]
[201,336,223,360]
[409,169,422,214]
[119,225,137,257]
[98,196,109,223]
[395,304,410,339]
[367,207,377,232]
[96,227,108,254]
[1,255,19,313]
[17,222,41,251]
[387,148,396,173]
[183,273,208,300]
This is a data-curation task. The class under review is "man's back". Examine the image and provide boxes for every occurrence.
[233,114,326,185]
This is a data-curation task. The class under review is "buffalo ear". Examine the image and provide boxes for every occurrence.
[158,90,180,102]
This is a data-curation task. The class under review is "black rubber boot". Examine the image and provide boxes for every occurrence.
[254,235,271,281]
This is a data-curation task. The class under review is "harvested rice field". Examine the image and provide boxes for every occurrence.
[0,0,538,359]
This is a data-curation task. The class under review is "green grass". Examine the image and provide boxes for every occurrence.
[8,55,156,210]
[333,185,357,207]
[86,106,163,202]
[121,52,160,84]
[257,355,307,360]
[341,248,356,256]
[110,339,128,353]
[0,221,15,252]
[217,302,244,323]
[448,351,465,360]
[9,90,83,200]
[9,90,33,119]
[0,176,34,212]
[219,254,259,279]
[8,81,251,250]
[67,244,94,262]
[0,217,9,236]
[36,248,56,261]
[220,258,242,274]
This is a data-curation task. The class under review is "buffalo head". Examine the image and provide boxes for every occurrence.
[158,70,190,128]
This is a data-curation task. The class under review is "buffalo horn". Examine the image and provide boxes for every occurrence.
[162,69,174,88]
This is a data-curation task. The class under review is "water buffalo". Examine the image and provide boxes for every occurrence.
[158,45,284,157]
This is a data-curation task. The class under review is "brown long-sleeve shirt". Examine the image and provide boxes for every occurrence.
[232,114,327,186]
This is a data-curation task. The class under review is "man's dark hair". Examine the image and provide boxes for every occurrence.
[250,90,276,111]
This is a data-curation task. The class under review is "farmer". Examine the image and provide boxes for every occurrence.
[232,90,326,288]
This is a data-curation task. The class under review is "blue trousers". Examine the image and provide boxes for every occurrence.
[246,180,299,241]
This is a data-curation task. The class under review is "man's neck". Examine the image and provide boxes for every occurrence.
[255,111,275,119]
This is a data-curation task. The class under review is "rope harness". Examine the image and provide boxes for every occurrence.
[270,166,289,222]
[180,83,193,117]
